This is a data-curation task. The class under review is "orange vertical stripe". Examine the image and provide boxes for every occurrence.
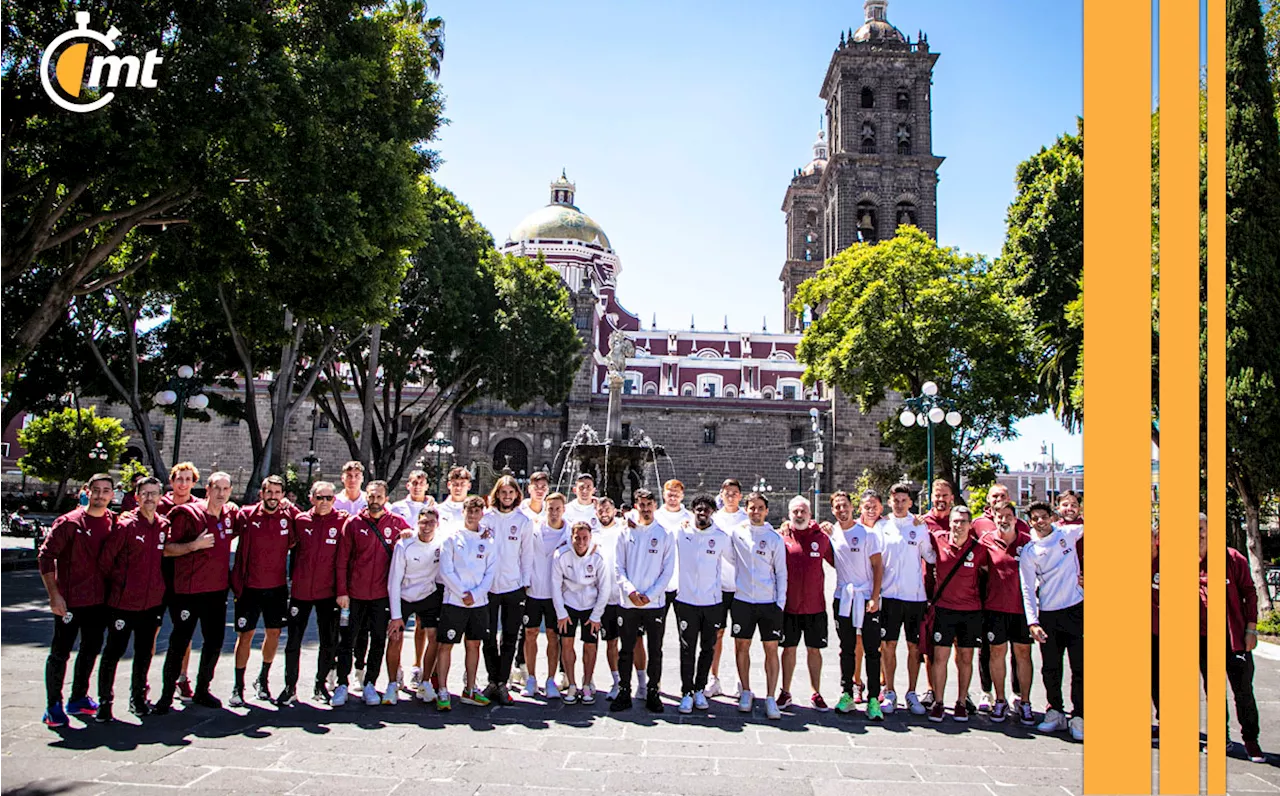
[1206,0,1227,791]
[1083,0,1153,792]
[1158,0,1201,792]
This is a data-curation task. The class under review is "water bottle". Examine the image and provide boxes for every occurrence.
[339,606,350,627]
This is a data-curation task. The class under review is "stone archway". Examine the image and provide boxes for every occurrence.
[492,437,529,478]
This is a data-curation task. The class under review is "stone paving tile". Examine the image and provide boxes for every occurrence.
[286,774,404,795]
[0,778,115,796]
[77,741,194,763]
[845,729,1006,751]
[189,766,313,793]
[605,772,816,796]
[713,757,842,779]
[539,735,636,755]
[1228,771,1280,792]
[812,780,992,796]
[389,782,482,796]
[154,745,290,768]
[982,764,1082,789]
[783,744,858,762]
[0,755,130,785]
[832,760,925,781]
[642,739,791,759]
[476,786,595,796]
[452,761,608,790]
[562,750,717,775]
[984,786,1075,796]
[271,751,460,780]
[95,762,215,787]
[911,763,996,783]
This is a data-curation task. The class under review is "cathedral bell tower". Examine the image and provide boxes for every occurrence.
[779,127,829,332]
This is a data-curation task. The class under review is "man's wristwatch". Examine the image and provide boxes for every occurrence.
[1246,628,1258,636]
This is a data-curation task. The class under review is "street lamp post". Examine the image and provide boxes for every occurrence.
[152,364,208,469]
[88,442,108,465]
[784,446,814,494]
[754,476,774,496]
[425,431,455,500]
[898,380,963,510]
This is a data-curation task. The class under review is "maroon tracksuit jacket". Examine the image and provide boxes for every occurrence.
[168,503,239,594]
[38,508,114,608]
[291,509,347,601]
[100,511,168,612]
[231,503,295,596]
[337,510,409,601]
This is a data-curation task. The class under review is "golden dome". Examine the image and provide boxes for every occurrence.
[509,204,612,249]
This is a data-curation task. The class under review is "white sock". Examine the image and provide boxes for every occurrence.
[611,671,620,684]
[638,671,648,691]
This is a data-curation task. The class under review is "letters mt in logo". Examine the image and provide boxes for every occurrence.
[41,12,163,113]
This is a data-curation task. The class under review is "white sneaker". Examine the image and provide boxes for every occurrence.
[637,671,648,694]
[1069,716,1084,741]
[354,668,365,687]
[765,697,781,720]
[417,680,437,702]
[521,678,538,698]
[606,682,620,701]
[905,691,927,715]
[738,689,754,713]
[404,667,420,695]
[545,678,562,700]
[705,675,723,697]
[511,664,528,687]
[679,693,694,714]
[581,683,596,704]
[562,685,578,704]
[1037,708,1068,733]
[693,691,709,710]
[331,684,349,707]
[382,682,399,705]
[979,691,994,713]
[558,672,570,691]
[881,689,897,715]
[362,683,380,706]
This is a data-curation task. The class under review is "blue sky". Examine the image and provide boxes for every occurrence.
[425,0,1085,468]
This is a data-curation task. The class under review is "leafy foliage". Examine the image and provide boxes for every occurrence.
[17,406,129,498]
[793,227,1042,487]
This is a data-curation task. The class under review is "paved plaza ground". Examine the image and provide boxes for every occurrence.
[1,567,1278,795]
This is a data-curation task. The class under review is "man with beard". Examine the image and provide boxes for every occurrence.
[280,481,345,706]
[610,488,675,713]
[333,481,410,706]
[828,490,885,719]
[673,494,732,713]
[386,506,445,705]
[979,502,1034,724]
[552,522,610,704]
[480,475,534,703]
[971,483,1030,713]
[778,496,832,712]
[39,473,115,725]
[927,506,990,724]
[706,479,747,699]
[154,472,238,713]
[595,497,646,700]
[731,492,788,720]
[229,475,296,706]
[95,477,168,722]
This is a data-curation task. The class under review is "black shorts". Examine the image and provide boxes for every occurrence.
[984,609,1032,646]
[602,604,643,641]
[881,597,926,645]
[523,597,557,632]
[782,611,829,649]
[932,607,984,649]
[730,599,784,642]
[721,591,735,613]
[438,603,491,644]
[561,607,601,644]
[234,586,289,631]
[402,590,443,629]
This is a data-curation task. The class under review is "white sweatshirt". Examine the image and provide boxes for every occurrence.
[675,524,732,607]
[879,514,936,602]
[521,501,547,524]
[333,491,367,515]
[654,506,693,591]
[713,508,748,592]
[1020,525,1085,625]
[436,498,468,532]
[593,520,626,606]
[731,522,788,608]
[831,519,885,594]
[388,534,442,618]
[479,508,534,595]
[615,520,676,609]
[439,527,496,608]
[526,520,569,600]
[551,543,610,621]
[563,499,600,532]
[389,498,431,531]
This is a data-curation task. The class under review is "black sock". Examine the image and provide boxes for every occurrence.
[234,667,245,691]
[259,661,271,684]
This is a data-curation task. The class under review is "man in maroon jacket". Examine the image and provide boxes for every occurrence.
[333,480,409,707]
[927,505,991,723]
[157,461,204,700]
[778,496,833,711]
[38,473,116,726]
[1198,514,1265,763]
[95,476,169,722]
[153,472,238,713]
[281,480,346,706]
[977,502,1033,723]
[228,475,296,706]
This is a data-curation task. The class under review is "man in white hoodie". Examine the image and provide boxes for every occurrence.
[595,497,647,699]
[385,506,443,705]
[731,491,788,720]
[563,474,600,531]
[479,475,533,705]
[436,496,496,709]
[654,479,693,615]
[674,494,731,713]
[512,470,551,687]
[707,479,747,699]
[522,492,568,700]
[828,490,885,719]
[610,488,675,713]
[1021,500,1084,741]
[551,522,610,704]
[388,469,435,694]
[435,467,473,531]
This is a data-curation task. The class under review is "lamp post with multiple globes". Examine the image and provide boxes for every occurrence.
[152,365,208,469]
[898,380,962,510]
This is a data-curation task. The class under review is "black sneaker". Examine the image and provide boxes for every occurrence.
[193,690,224,709]
[253,678,271,702]
[609,688,633,712]
[94,701,114,723]
[151,692,174,715]
[275,686,297,707]
[129,695,152,717]
[964,696,977,716]
[645,686,664,713]
[313,683,332,704]
[482,682,500,701]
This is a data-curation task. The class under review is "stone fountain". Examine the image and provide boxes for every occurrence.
[551,331,668,505]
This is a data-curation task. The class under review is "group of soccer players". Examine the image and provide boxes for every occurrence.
[37,458,1105,744]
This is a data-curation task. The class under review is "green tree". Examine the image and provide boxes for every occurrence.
[316,180,583,485]
[17,406,128,510]
[1225,0,1280,610]
[793,227,1043,487]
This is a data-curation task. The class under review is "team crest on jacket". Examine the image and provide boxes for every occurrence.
[478,544,486,553]
[810,541,819,551]
[115,619,126,631]
[280,518,288,529]
[1059,539,1067,548]
[758,540,767,550]
[329,528,338,538]
[708,539,715,548]
[909,530,917,540]
[586,564,594,573]
[180,610,191,621]
[63,613,74,623]
[383,528,392,538]
[650,538,658,548]
[966,551,974,561]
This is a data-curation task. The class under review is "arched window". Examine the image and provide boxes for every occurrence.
[724,384,738,398]
[896,90,910,111]
[493,437,529,476]
[896,123,911,155]
[643,382,658,395]
[761,386,776,400]
[805,209,817,226]
[860,120,876,154]
[681,383,695,397]
[860,87,874,108]
[895,202,917,228]
[697,373,723,398]
[856,201,879,243]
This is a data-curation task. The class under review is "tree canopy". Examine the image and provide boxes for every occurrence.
[18,405,129,509]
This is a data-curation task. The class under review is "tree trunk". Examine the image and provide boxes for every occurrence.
[359,323,381,468]
[1233,469,1275,613]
